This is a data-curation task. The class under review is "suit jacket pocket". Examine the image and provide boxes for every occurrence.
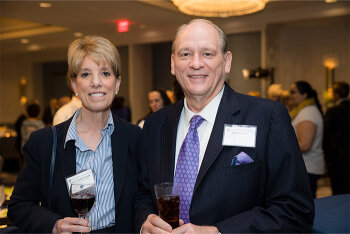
[225,160,260,175]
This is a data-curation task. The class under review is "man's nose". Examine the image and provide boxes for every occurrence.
[190,54,204,69]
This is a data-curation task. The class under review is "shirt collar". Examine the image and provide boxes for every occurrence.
[64,108,115,149]
[183,85,225,126]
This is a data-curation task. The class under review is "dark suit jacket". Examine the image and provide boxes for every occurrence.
[324,99,349,167]
[8,113,141,233]
[135,84,314,233]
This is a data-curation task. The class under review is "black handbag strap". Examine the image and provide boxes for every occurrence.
[48,126,57,209]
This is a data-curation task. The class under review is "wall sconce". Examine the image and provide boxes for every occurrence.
[323,56,338,90]
[242,67,274,83]
[19,77,27,105]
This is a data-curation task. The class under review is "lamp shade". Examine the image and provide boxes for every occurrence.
[172,0,268,18]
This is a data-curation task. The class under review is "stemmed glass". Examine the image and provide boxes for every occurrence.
[69,183,96,219]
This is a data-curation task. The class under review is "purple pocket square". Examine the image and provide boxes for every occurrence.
[231,152,254,166]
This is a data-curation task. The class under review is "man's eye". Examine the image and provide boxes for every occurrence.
[102,71,111,77]
[204,53,212,56]
[181,53,190,57]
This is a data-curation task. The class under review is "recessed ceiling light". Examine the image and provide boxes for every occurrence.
[28,44,41,51]
[325,0,337,3]
[139,24,147,29]
[74,32,83,37]
[20,39,29,44]
[39,2,52,8]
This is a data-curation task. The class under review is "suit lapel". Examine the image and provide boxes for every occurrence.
[56,120,76,183]
[160,102,184,183]
[111,118,128,206]
[194,84,240,195]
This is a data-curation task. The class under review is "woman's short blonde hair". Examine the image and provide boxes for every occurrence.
[67,35,121,86]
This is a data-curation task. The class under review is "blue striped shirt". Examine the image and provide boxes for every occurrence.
[65,108,115,230]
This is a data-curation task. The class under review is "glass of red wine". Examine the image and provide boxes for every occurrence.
[70,183,96,219]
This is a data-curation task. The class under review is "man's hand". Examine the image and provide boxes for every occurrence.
[172,221,219,234]
[52,217,90,234]
[141,214,172,234]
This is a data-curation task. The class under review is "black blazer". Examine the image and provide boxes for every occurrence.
[8,113,141,233]
[135,84,314,233]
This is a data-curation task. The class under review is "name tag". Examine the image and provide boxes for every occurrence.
[65,169,95,194]
[222,124,257,148]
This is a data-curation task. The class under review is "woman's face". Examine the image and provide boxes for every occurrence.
[148,91,164,113]
[289,84,307,107]
[71,56,120,114]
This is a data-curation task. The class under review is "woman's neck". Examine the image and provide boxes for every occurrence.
[76,108,110,132]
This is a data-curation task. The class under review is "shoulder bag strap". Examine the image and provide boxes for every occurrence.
[48,126,57,209]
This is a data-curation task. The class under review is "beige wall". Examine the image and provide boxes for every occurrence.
[1,16,349,125]
[266,16,350,103]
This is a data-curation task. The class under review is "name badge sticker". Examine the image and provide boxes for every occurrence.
[65,169,95,194]
[222,124,257,148]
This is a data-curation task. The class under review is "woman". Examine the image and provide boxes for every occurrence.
[289,81,325,198]
[8,36,141,233]
[137,87,171,128]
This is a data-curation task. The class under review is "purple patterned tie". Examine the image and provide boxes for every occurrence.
[174,115,204,224]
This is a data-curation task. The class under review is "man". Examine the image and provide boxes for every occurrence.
[135,19,314,233]
[324,81,349,195]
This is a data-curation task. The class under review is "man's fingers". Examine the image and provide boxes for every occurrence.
[179,219,185,226]
[142,214,172,234]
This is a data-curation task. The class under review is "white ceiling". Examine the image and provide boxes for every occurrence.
[0,0,349,55]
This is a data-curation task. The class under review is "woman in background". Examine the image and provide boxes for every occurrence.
[137,87,171,128]
[9,35,141,233]
[289,81,325,198]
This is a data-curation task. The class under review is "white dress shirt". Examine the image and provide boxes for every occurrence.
[174,86,224,175]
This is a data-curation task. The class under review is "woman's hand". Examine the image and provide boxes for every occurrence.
[52,217,90,234]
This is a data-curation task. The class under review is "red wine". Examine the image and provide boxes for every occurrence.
[70,193,95,216]
[157,195,179,229]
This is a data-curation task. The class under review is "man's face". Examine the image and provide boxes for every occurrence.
[171,21,232,107]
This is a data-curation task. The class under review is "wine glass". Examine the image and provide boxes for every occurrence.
[70,183,96,219]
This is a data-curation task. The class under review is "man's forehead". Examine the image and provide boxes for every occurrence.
[174,22,221,51]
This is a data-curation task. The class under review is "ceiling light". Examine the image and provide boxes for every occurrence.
[20,39,29,44]
[325,0,337,3]
[172,0,268,18]
[39,2,52,8]
[28,44,40,51]
[74,32,83,37]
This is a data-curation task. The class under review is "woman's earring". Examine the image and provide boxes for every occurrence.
[115,91,118,95]
[75,93,78,97]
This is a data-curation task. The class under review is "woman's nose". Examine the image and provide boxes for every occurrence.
[92,74,101,87]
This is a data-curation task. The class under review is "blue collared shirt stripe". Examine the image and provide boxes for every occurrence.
[65,108,115,230]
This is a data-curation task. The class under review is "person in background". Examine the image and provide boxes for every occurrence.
[135,19,314,233]
[58,96,71,108]
[267,83,283,102]
[323,81,349,195]
[111,96,131,122]
[280,90,293,111]
[42,98,59,126]
[9,35,141,233]
[20,100,45,150]
[289,81,325,198]
[52,94,82,125]
[137,87,171,128]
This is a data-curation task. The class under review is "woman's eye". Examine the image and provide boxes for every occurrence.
[81,72,90,77]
